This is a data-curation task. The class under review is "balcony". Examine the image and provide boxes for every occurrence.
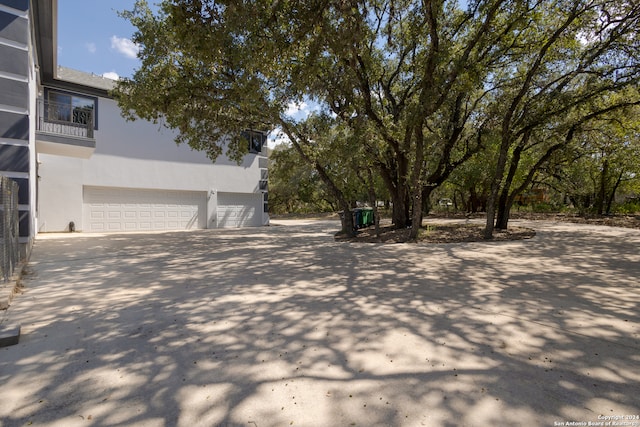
[35,98,96,159]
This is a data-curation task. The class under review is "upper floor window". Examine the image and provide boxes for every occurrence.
[242,130,266,154]
[46,90,96,129]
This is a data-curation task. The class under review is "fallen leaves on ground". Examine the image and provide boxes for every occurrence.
[336,223,536,244]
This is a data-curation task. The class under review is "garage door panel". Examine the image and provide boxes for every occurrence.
[217,192,261,228]
[84,187,206,232]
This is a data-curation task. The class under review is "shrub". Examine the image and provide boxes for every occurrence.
[613,200,640,214]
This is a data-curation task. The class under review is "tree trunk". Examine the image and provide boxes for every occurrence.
[409,187,423,240]
[390,188,410,228]
[485,136,511,239]
[339,201,356,235]
[366,167,381,237]
[420,185,436,221]
[469,187,478,212]
[605,171,624,215]
[596,158,608,215]
[420,185,436,224]
[495,190,510,230]
[409,125,425,240]
[378,155,411,228]
[496,196,516,230]
[495,144,523,230]
[495,203,507,230]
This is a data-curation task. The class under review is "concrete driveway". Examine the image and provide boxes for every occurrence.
[1,219,639,427]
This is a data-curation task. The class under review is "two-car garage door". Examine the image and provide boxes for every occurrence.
[83,187,207,232]
[83,187,264,232]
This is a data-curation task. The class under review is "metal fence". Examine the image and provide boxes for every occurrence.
[0,177,20,282]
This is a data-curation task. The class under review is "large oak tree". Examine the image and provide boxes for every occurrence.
[113,0,640,239]
[113,0,522,238]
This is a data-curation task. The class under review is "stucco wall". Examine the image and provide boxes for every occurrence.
[37,96,264,232]
[37,155,83,232]
[86,98,262,193]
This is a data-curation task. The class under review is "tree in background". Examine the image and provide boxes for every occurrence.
[548,104,640,214]
[112,0,519,239]
[268,144,336,214]
[482,0,640,237]
[439,130,501,213]
[589,110,640,215]
[112,0,640,239]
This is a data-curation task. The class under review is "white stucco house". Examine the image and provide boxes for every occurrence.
[0,0,269,256]
[37,68,269,234]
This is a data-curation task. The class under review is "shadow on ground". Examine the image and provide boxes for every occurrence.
[0,220,639,426]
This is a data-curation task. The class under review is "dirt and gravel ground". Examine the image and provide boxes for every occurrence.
[339,222,537,243]
[2,218,639,426]
[509,212,640,229]
[326,212,640,243]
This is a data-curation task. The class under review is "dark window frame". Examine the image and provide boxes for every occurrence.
[44,88,99,130]
[242,130,266,154]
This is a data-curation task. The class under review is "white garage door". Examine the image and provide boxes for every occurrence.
[217,192,262,228]
[83,187,207,232]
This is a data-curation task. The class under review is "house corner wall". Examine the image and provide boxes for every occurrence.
[0,0,34,258]
[37,154,83,232]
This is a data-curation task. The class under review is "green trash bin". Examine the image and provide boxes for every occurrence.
[361,208,374,227]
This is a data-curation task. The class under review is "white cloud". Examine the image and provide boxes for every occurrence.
[85,42,97,54]
[267,128,291,148]
[110,35,140,59]
[285,101,309,117]
[102,71,120,80]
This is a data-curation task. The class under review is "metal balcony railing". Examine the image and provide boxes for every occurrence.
[36,99,94,139]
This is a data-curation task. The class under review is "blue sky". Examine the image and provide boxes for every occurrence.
[57,1,141,80]
[56,1,317,146]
